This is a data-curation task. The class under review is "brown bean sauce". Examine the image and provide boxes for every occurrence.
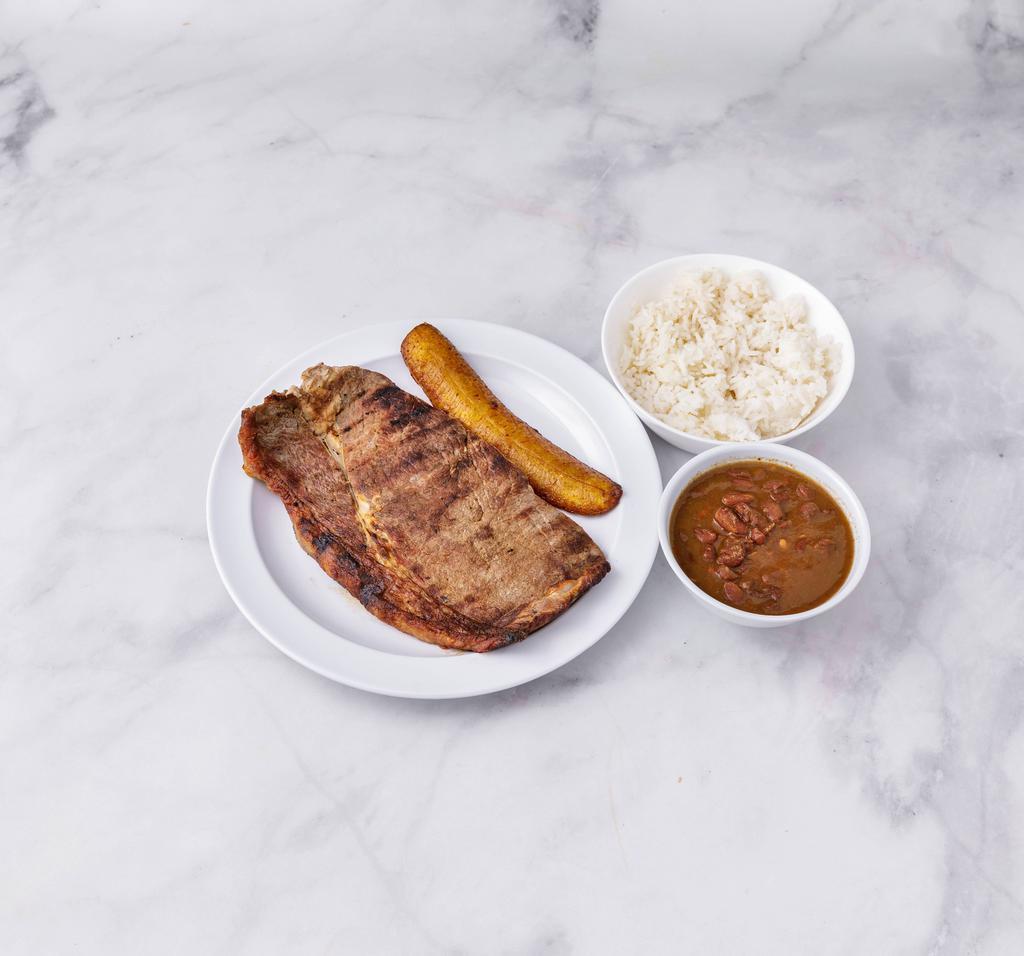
[670,461,854,615]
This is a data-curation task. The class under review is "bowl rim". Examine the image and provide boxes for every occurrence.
[601,253,855,447]
[657,443,871,625]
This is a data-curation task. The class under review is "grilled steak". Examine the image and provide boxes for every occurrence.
[238,366,610,652]
[239,393,517,650]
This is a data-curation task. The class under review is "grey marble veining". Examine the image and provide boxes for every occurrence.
[3,1,1024,953]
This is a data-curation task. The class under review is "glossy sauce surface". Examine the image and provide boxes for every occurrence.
[670,461,854,615]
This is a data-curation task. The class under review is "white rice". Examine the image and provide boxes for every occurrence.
[619,269,838,441]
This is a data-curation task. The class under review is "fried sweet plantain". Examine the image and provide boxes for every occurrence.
[400,323,622,515]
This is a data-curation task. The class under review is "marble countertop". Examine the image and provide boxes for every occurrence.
[5,1,1024,952]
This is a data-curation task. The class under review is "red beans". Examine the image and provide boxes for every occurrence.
[716,542,746,567]
[798,501,820,519]
[713,506,746,534]
[721,492,755,506]
[722,581,744,603]
[734,502,768,529]
[672,461,853,616]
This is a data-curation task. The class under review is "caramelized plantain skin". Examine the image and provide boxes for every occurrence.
[400,323,622,515]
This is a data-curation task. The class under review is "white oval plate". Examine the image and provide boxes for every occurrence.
[207,320,661,699]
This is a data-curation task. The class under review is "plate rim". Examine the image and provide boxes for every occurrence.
[206,319,661,699]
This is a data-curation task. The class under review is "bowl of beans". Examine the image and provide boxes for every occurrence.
[658,443,870,627]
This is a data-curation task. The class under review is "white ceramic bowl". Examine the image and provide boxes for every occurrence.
[658,443,870,628]
[601,254,855,454]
